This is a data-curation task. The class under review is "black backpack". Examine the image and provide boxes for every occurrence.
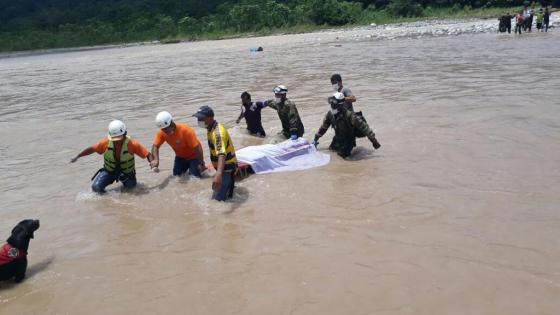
[353,111,367,138]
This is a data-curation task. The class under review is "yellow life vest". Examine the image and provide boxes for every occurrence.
[207,122,237,172]
[103,136,135,174]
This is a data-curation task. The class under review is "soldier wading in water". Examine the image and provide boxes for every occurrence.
[263,85,305,142]
[312,92,381,158]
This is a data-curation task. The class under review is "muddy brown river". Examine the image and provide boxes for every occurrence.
[1,18,559,314]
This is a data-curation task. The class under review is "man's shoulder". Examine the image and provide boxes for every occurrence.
[96,137,109,148]
[127,137,147,150]
[177,123,197,138]
[155,128,167,138]
[92,137,109,154]
[217,122,230,132]
[127,137,143,146]
[285,99,297,106]
[210,123,230,139]
[344,109,357,120]
[342,86,353,95]
[176,122,193,131]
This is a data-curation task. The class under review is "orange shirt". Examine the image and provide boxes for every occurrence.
[153,123,201,160]
[91,137,150,159]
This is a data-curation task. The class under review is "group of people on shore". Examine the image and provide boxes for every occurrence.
[499,6,551,34]
[70,74,381,201]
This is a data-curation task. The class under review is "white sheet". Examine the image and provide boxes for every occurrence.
[236,138,330,174]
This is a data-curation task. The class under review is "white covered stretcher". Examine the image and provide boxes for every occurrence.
[236,139,330,174]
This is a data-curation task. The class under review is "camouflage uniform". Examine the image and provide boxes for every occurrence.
[266,99,305,138]
[315,109,378,158]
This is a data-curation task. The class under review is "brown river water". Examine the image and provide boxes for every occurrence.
[1,19,560,314]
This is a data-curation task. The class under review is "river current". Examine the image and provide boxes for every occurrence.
[1,16,559,314]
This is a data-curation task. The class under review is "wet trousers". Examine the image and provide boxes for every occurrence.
[173,156,201,177]
[92,169,136,193]
[212,171,235,202]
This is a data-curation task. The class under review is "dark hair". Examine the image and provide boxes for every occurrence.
[241,91,251,100]
[330,74,342,83]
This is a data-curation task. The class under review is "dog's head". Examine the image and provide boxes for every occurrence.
[7,219,40,251]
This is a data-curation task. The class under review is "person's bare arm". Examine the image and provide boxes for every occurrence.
[70,147,95,163]
[212,155,225,191]
[265,99,278,110]
[150,145,160,168]
[195,143,207,173]
[236,107,244,124]
[146,153,154,165]
[345,95,356,103]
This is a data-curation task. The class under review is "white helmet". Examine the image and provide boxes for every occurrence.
[155,111,173,129]
[333,92,345,101]
[273,85,288,94]
[108,120,126,140]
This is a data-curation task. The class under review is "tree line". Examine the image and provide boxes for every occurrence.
[0,0,555,51]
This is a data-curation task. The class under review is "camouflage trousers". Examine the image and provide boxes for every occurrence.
[328,135,356,158]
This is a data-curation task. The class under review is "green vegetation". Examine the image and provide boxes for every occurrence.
[0,0,555,52]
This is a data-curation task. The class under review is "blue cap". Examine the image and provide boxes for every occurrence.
[193,105,214,119]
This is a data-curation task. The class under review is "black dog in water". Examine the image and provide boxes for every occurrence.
[0,219,40,283]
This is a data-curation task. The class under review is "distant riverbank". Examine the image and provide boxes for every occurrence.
[1,6,556,57]
[0,6,539,54]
